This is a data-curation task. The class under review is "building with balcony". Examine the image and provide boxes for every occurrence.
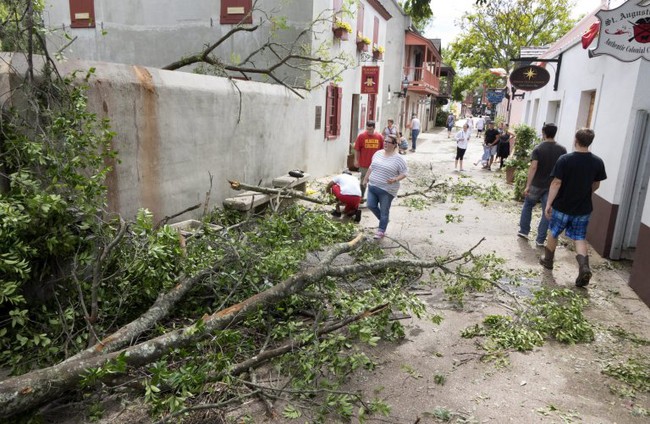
[401,31,454,132]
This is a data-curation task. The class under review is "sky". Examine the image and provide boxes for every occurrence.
[423,0,622,49]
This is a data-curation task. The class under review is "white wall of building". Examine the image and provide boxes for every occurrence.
[519,44,648,209]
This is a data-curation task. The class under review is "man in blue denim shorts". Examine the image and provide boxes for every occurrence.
[540,128,607,287]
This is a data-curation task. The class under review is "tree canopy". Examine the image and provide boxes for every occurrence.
[448,0,577,74]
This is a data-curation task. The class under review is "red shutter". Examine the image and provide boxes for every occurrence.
[221,0,253,25]
[357,3,364,36]
[69,0,95,28]
[325,85,333,138]
[335,87,343,136]
[373,17,379,45]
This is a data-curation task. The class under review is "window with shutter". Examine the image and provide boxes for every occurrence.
[69,0,95,28]
[324,85,342,140]
[221,0,253,25]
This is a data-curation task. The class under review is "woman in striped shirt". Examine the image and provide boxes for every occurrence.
[362,135,408,239]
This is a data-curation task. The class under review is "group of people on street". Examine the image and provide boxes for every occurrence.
[518,123,607,288]
[330,116,607,289]
[328,118,409,240]
[450,115,515,172]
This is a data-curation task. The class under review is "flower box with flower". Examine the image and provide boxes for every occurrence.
[372,45,385,60]
[356,33,371,51]
[333,20,352,40]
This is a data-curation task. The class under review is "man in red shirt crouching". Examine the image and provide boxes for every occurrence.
[326,170,362,223]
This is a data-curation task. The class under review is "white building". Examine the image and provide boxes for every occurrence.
[510,1,650,306]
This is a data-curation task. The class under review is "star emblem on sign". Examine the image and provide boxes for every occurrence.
[364,77,376,87]
[524,68,537,80]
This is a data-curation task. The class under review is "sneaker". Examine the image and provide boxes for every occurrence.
[373,230,385,240]
[354,210,362,223]
[535,241,545,247]
[517,232,529,240]
[331,210,342,218]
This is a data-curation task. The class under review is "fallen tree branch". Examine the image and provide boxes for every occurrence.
[397,179,445,198]
[63,264,221,364]
[155,203,202,229]
[228,180,327,205]
[0,234,365,418]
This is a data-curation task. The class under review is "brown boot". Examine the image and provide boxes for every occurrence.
[539,247,554,269]
[575,255,592,287]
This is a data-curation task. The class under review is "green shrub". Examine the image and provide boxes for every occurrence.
[436,110,450,127]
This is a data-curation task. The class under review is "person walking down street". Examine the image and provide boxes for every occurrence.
[455,123,471,172]
[362,136,408,240]
[497,123,515,169]
[517,123,566,247]
[354,120,384,201]
[398,132,408,155]
[475,115,485,138]
[326,169,362,222]
[383,118,398,141]
[409,113,421,152]
[466,115,474,138]
[483,121,500,170]
[446,114,455,138]
[540,128,607,288]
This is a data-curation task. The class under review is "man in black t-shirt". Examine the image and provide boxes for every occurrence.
[483,122,500,170]
[517,123,566,246]
[540,128,607,288]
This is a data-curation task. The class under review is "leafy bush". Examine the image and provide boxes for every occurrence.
[506,124,539,201]
[436,110,450,127]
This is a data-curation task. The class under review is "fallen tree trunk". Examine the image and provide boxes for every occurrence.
[0,234,364,418]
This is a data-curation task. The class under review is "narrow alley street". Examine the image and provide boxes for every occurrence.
[313,126,650,423]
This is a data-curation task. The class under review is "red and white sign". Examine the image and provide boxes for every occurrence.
[360,66,380,95]
[591,0,650,62]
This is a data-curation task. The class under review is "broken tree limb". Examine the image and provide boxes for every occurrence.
[0,234,364,418]
[228,180,327,205]
[63,264,221,365]
[397,179,446,198]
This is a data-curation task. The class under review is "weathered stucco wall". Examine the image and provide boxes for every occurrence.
[1,54,349,220]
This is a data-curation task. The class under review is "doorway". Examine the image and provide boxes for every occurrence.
[610,110,650,260]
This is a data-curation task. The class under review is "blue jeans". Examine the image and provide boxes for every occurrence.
[519,186,549,243]
[367,185,394,232]
[411,129,420,150]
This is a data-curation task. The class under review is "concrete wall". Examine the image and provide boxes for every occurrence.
[44,0,313,84]
[1,53,354,221]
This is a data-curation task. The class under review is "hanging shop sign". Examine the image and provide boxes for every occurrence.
[486,88,506,104]
[591,0,650,62]
[509,65,551,91]
[360,66,380,94]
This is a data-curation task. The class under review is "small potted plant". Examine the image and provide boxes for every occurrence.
[372,45,384,60]
[356,33,371,52]
[333,20,352,41]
